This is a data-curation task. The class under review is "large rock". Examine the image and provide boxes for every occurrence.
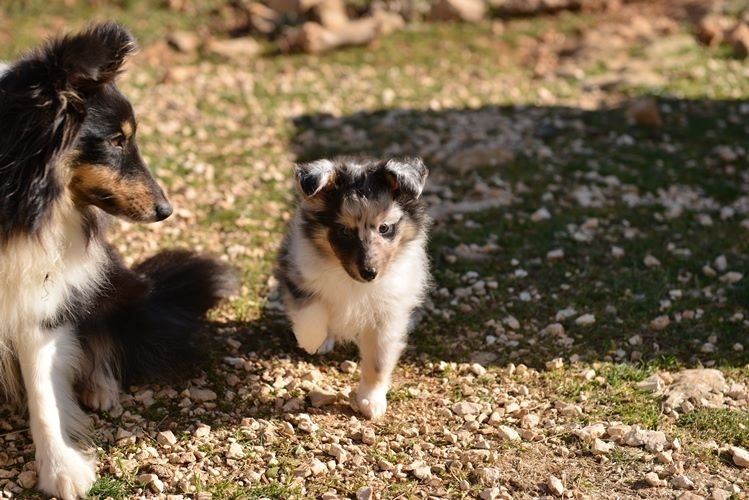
[167,30,201,53]
[314,0,349,30]
[728,23,749,59]
[248,2,285,35]
[207,38,261,60]
[663,368,728,412]
[295,18,380,53]
[428,0,486,22]
[446,145,515,173]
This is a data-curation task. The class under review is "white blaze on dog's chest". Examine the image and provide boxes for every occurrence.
[0,200,107,338]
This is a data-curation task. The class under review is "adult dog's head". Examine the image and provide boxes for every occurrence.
[0,23,171,241]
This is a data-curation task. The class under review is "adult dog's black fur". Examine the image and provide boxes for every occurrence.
[0,23,233,499]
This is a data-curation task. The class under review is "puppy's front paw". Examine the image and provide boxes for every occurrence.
[297,331,327,355]
[36,446,95,500]
[352,385,388,420]
[79,371,120,412]
[316,336,336,354]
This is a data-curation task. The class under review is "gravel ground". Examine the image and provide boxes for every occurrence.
[2,1,749,498]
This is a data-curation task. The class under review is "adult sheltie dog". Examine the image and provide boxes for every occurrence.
[276,156,430,419]
[0,23,232,498]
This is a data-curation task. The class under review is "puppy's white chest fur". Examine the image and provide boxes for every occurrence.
[289,222,428,340]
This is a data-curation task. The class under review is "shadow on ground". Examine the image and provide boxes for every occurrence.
[288,98,749,371]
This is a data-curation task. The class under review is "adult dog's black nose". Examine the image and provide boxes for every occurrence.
[154,201,173,221]
[360,266,378,281]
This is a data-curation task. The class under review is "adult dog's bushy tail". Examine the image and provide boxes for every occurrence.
[78,249,236,393]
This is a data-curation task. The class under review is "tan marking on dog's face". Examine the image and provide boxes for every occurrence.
[121,120,133,139]
[69,163,165,222]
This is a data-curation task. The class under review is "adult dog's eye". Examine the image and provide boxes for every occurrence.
[378,223,393,235]
[109,134,126,149]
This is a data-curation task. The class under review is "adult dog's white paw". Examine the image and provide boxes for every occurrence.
[36,446,96,500]
[353,385,388,420]
[79,372,120,412]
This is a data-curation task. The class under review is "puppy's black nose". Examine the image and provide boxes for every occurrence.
[360,266,378,281]
[154,201,173,221]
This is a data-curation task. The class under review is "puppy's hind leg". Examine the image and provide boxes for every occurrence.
[17,325,96,500]
[288,300,329,355]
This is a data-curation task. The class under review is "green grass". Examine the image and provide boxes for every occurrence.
[678,408,749,447]
[88,476,129,500]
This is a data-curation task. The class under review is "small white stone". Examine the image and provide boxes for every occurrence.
[575,423,606,442]
[470,363,487,376]
[452,401,483,416]
[611,246,625,258]
[480,487,500,500]
[194,424,211,438]
[326,443,348,463]
[575,313,596,326]
[650,315,670,330]
[671,475,695,490]
[714,255,728,271]
[546,248,564,260]
[591,438,614,455]
[531,207,551,221]
[227,442,245,459]
[644,471,665,487]
[711,488,731,500]
[356,486,373,500]
[496,425,521,441]
[411,465,432,480]
[340,360,358,373]
[730,446,749,468]
[309,389,338,408]
[644,255,661,268]
[503,315,520,330]
[721,272,743,284]
[547,475,564,496]
[310,458,328,476]
[555,307,577,321]
[17,470,36,489]
[545,358,564,370]
[656,450,673,464]
[157,430,177,446]
[521,413,540,429]
[637,374,665,392]
[190,388,217,402]
[542,323,565,336]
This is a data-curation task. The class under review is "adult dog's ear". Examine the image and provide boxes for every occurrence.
[294,159,337,198]
[383,157,428,199]
[44,22,137,100]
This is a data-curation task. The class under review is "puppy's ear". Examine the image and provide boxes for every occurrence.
[46,22,137,98]
[294,159,336,197]
[383,157,428,199]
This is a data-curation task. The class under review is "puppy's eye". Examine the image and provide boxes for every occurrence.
[378,223,393,235]
[109,134,126,149]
